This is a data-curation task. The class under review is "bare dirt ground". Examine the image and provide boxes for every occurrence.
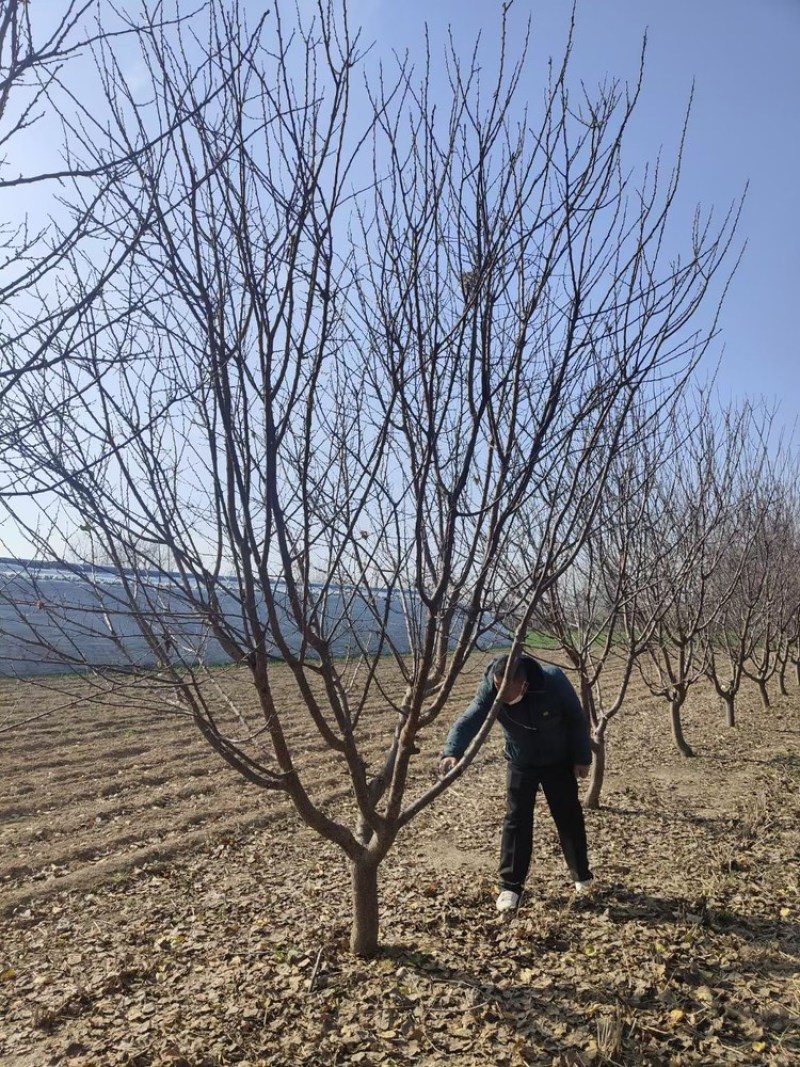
[0,662,798,1066]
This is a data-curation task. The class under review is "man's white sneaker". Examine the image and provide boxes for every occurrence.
[575,879,594,896]
[496,890,520,913]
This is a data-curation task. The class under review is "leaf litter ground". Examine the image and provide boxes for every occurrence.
[0,666,798,1066]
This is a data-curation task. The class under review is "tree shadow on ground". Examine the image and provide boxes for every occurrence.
[598,804,733,830]
[582,886,799,965]
[712,752,800,769]
[376,939,633,1064]
[370,884,799,1065]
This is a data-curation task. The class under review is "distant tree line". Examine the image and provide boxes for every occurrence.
[528,391,798,806]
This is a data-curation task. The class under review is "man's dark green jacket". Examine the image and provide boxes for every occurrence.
[442,655,592,769]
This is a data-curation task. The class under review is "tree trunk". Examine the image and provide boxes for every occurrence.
[778,666,788,697]
[723,693,736,728]
[757,679,770,709]
[350,857,380,958]
[670,698,694,757]
[585,729,606,810]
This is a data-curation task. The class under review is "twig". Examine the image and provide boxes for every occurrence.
[308,946,325,992]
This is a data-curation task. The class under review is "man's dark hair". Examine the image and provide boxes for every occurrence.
[492,656,527,683]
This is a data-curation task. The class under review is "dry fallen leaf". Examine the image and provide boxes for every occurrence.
[2,668,799,1067]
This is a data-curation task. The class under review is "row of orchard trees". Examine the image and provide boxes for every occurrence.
[530,393,799,808]
[0,0,779,956]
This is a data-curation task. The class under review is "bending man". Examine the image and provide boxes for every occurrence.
[439,654,594,913]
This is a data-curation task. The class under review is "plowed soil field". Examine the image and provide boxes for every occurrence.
[1,662,798,1066]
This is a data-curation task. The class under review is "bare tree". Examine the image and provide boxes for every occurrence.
[740,483,799,709]
[700,419,782,726]
[631,395,756,756]
[531,394,699,806]
[0,1,741,955]
[772,474,800,698]
[782,598,800,692]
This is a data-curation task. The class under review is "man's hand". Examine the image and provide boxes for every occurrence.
[438,755,458,778]
[574,764,591,779]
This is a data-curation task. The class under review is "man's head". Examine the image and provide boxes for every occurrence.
[493,656,528,705]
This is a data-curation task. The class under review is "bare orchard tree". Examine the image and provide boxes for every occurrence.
[0,1,740,955]
[631,395,756,756]
[740,481,800,709]
[530,393,700,807]
[782,595,800,692]
[701,415,783,726]
[775,482,800,693]
[769,467,800,699]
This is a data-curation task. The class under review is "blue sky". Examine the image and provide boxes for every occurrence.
[1,0,797,558]
[354,0,799,421]
[15,0,800,418]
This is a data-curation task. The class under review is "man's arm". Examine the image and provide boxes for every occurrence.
[440,671,496,761]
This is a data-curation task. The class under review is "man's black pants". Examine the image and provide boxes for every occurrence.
[498,761,591,893]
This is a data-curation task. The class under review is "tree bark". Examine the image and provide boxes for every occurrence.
[585,729,606,810]
[723,693,736,728]
[757,679,770,709]
[670,698,694,757]
[777,666,788,697]
[350,857,380,958]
